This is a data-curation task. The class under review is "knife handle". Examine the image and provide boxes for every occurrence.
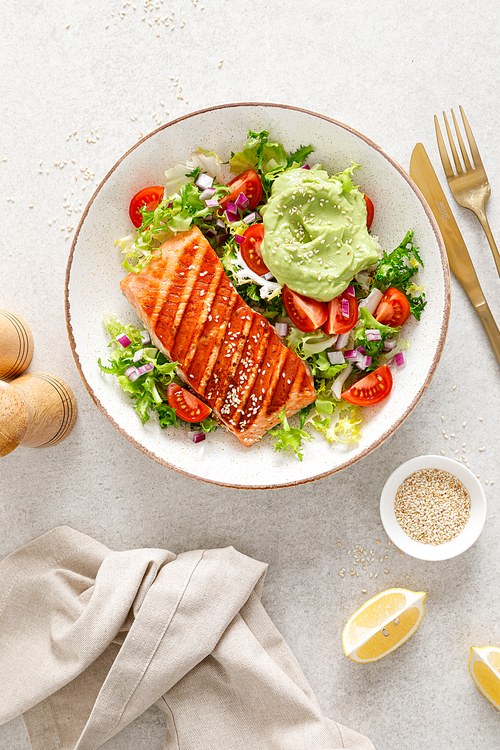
[475,300,500,365]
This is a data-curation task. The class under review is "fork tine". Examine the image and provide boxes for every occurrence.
[451,108,472,171]
[434,115,454,178]
[443,111,464,175]
[460,105,483,170]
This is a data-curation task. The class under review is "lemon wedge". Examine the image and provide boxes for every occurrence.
[342,588,426,663]
[469,646,500,710]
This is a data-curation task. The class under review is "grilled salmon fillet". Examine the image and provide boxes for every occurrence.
[120,226,316,446]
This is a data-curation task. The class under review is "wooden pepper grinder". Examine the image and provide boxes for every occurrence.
[0,310,77,457]
[0,308,34,380]
[0,373,77,457]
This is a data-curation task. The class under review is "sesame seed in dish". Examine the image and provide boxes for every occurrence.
[394,468,471,545]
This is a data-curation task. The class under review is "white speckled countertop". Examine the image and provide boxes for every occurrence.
[2,2,500,748]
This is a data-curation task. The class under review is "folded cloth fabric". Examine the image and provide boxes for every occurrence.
[0,527,375,750]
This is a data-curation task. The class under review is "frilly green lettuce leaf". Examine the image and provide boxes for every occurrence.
[305,403,363,445]
[164,150,225,196]
[270,408,312,461]
[99,315,187,429]
[286,328,348,380]
[229,129,288,175]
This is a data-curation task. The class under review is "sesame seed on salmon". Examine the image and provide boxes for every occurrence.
[120,226,316,446]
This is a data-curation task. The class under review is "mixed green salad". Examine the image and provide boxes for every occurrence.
[99,129,426,459]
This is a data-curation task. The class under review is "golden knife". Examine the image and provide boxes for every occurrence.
[410,142,500,365]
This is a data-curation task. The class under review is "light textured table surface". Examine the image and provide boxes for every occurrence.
[2,2,500,748]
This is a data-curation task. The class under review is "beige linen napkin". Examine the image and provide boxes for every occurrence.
[0,526,375,750]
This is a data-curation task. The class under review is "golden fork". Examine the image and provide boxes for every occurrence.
[434,106,500,278]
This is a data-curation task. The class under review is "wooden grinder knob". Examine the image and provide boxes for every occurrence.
[0,373,77,457]
[0,309,34,380]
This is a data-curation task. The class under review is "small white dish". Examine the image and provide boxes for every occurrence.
[380,455,487,560]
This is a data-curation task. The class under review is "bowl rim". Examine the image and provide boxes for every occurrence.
[64,101,451,489]
[379,454,487,560]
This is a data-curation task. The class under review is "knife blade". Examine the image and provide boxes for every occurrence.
[410,142,500,365]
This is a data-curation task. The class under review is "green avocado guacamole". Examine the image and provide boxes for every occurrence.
[260,167,379,302]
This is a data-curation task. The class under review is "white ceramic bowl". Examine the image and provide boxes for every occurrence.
[380,455,487,560]
[65,102,450,489]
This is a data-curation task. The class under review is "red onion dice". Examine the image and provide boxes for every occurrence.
[194,173,213,190]
[327,351,345,365]
[188,431,206,443]
[383,339,398,351]
[199,187,216,201]
[117,333,132,347]
[242,211,261,224]
[365,329,382,341]
[215,232,229,246]
[235,192,249,209]
[136,362,154,376]
[357,355,372,370]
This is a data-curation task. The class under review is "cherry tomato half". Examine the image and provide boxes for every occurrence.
[322,289,359,335]
[375,287,410,327]
[129,186,164,228]
[167,383,211,423]
[240,224,268,276]
[364,194,374,230]
[220,169,263,211]
[342,364,393,406]
[282,287,328,333]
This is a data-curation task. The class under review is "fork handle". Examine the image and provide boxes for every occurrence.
[474,299,500,366]
[474,209,500,278]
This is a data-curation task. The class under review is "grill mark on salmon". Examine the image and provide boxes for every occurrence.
[128,260,164,321]
[269,351,300,414]
[154,237,207,351]
[236,329,286,434]
[186,274,238,394]
[218,315,271,428]
[120,226,316,446]
[204,299,255,412]
[170,256,224,370]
